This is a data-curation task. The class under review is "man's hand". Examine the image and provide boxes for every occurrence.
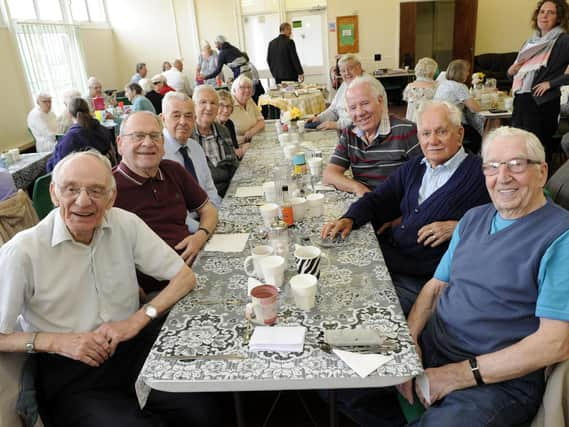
[353,181,372,197]
[397,335,423,404]
[321,218,354,240]
[417,221,457,247]
[298,74,305,83]
[306,116,319,123]
[175,232,208,265]
[415,361,473,407]
[53,332,112,367]
[94,316,146,356]
[533,81,551,97]
[317,121,338,130]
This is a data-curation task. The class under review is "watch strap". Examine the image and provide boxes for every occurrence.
[468,357,485,386]
[198,227,210,237]
[25,332,38,354]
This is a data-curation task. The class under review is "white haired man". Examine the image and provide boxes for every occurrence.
[26,93,58,152]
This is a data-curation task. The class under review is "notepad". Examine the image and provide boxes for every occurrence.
[203,233,249,252]
[235,186,264,198]
[249,326,306,353]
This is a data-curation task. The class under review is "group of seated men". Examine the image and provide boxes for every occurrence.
[1,63,569,427]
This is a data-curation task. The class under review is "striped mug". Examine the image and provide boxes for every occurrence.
[293,245,330,278]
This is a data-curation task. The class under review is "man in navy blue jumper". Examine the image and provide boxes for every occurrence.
[322,100,490,314]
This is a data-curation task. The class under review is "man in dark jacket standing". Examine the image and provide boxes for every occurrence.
[267,23,304,84]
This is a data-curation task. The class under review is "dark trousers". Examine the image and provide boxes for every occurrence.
[36,320,229,427]
[512,93,561,166]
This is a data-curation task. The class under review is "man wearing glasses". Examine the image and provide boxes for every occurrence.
[322,101,490,315]
[0,150,220,426]
[113,111,218,298]
[394,126,569,426]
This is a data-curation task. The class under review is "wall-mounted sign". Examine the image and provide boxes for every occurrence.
[336,15,358,54]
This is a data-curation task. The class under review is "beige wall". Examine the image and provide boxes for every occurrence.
[0,27,33,151]
[475,0,535,54]
[80,28,120,90]
[195,0,240,51]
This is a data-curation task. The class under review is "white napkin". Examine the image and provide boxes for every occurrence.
[333,349,393,378]
[235,186,264,197]
[203,233,249,252]
[249,326,306,353]
[416,374,431,405]
[314,182,335,192]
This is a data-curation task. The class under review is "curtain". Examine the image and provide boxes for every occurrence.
[14,22,88,115]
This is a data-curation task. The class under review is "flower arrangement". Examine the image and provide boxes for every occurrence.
[280,107,302,122]
[472,72,485,86]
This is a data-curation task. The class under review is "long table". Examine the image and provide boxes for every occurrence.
[135,124,423,423]
[7,152,51,190]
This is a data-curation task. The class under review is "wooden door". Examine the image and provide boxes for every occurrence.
[399,3,416,67]
[453,0,478,65]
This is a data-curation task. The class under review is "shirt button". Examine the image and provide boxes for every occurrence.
[400,224,405,229]
[414,208,419,213]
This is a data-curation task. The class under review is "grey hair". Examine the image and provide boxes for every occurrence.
[35,92,52,102]
[482,126,546,163]
[192,84,219,103]
[215,35,227,44]
[346,74,386,100]
[415,57,438,79]
[416,100,463,129]
[52,149,116,194]
[338,54,361,67]
[136,62,146,72]
[87,76,101,88]
[162,91,192,114]
[231,75,253,95]
[119,111,163,136]
[62,89,81,106]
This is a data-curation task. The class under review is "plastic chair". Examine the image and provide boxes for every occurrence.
[397,392,425,423]
[32,173,54,220]
[116,96,131,106]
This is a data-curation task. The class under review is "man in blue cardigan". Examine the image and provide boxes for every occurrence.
[321,100,490,314]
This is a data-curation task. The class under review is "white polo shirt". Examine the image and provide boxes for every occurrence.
[0,207,184,334]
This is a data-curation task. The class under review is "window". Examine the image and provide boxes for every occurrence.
[37,0,63,21]
[69,0,107,23]
[6,0,36,20]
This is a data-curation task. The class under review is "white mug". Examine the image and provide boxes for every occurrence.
[308,158,323,177]
[245,284,279,325]
[290,197,306,220]
[259,255,286,287]
[306,193,325,217]
[263,181,277,202]
[290,274,317,311]
[244,245,274,279]
[294,245,330,278]
[259,203,279,227]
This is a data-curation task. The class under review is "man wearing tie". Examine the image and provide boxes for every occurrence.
[160,92,222,233]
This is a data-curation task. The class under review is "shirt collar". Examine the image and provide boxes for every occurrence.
[195,123,218,138]
[51,207,112,247]
[116,161,163,186]
[420,146,467,170]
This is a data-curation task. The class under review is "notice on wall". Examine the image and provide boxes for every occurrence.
[336,15,358,54]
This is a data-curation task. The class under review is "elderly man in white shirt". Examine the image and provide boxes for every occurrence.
[0,150,222,426]
[163,59,193,96]
[26,93,58,152]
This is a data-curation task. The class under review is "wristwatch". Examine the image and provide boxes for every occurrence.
[25,332,38,353]
[143,304,158,320]
[469,357,485,386]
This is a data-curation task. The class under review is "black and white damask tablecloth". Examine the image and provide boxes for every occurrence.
[136,124,423,406]
[8,152,51,189]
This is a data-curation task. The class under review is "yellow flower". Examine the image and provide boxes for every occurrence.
[289,107,302,120]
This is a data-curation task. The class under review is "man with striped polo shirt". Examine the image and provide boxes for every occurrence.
[323,74,420,196]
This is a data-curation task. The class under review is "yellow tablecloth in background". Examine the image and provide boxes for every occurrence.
[258,91,326,116]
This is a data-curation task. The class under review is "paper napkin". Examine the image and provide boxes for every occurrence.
[249,326,306,353]
[203,233,249,252]
[333,349,393,378]
[416,374,431,405]
[235,186,264,198]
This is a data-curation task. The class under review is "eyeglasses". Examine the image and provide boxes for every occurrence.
[481,158,542,176]
[418,127,450,139]
[122,132,163,143]
[58,185,111,200]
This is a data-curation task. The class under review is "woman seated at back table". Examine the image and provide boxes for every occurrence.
[47,97,113,172]
[434,59,483,153]
[403,57,438,122]
[229,75,264,152]
[124,82,156,113]
[321,100,490,315]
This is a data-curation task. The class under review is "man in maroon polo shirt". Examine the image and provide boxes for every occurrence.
[113,111,218,297]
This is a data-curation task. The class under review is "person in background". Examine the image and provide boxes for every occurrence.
[202,35,251,82]
[0,168,17,202]
[321,101,490,315]
[0,150,223,426]
[57,89,82,134]
[192,85,239,197]
[47,97,112,172]
[139,78,163,115]
[27,93,58,152]
[216,89,241,158]
[114,111,218,295]
[306,54,364,130]
[196,41,219,86]
[130,62,147,84]
[162,61,172,72]
[434,59,482,153]
[161,92,222,233]
[508,0,569,167]
[151,74,175,97]
[124,83,156,114]
[403,57,438,122]
[163,59,193,96]
[229,75,264,150]
[85,76,115,111]
[323,75,420,196]
[267,22,304,84]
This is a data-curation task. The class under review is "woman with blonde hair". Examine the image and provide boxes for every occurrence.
[229,75,264,150]
[402,57,438,122]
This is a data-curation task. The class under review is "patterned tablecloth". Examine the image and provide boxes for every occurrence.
[258,92,327,116]
[8,152,52,189]
[135,124,423,406]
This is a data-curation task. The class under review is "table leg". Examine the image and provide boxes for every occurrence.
[233,391,246,427]
[328,390,338,427]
